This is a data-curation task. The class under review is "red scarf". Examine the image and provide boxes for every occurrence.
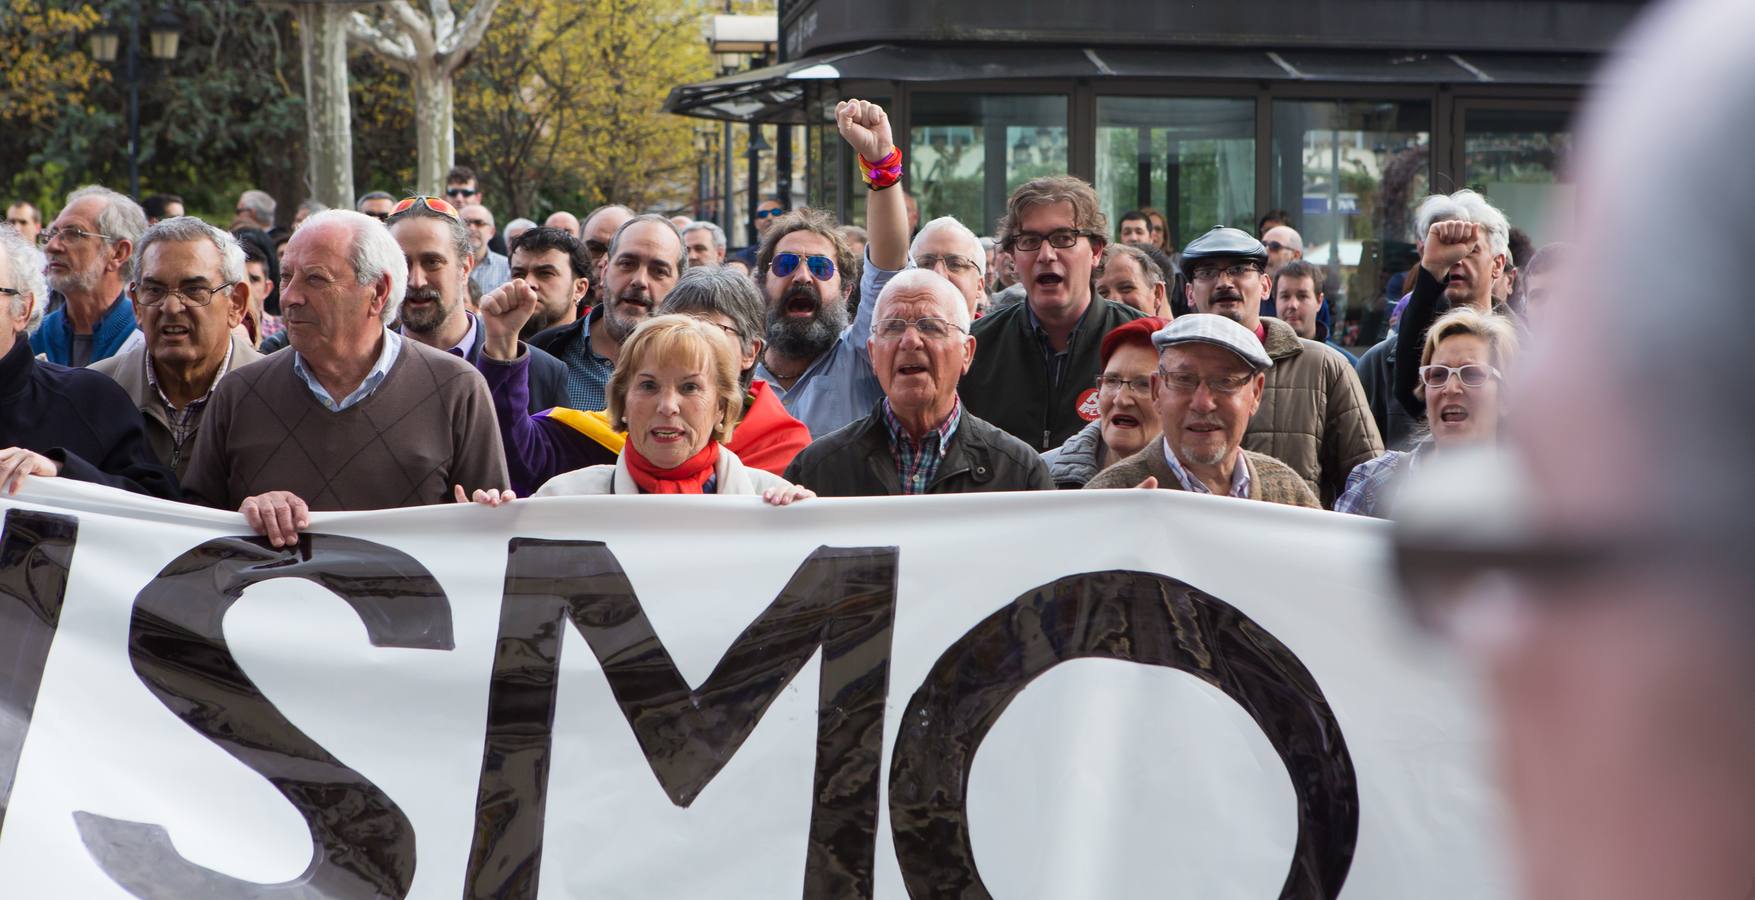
[623,440,720,494]
[727,380,811,475]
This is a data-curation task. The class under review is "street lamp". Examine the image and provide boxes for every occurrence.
[89,4,182,197]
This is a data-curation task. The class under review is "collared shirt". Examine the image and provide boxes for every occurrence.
[404,311,480,360]
[143,340,235,470]
[1025,301,1081,389]
[1161,438,1252,498]
[1334,439,1430,518]
[559,305,615,411]
[752,248,886,438]
[292,328,403,412]
[882,397,962,495]
[470,250,511,295]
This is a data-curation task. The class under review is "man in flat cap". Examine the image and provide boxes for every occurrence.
[1179,226,1380,506]
[1086,314,1317,507]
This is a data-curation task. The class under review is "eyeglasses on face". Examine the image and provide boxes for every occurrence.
[131,281,236,308]
[872,316,966,341]
[1008,228,1092,252]
[1419,364,1501,389]
[390,195,461,221]
[686,315,742,341]
[1263,240,1296,253]
[1095,374,1153,397]
[1188,263,1264,283]
[37,226,112,247]
[1156,368,1256,395]
[913,253,979,275]
[755,207,786,219]
[584,239,609,257]
[769,252,836,281]
[444,187,479,199]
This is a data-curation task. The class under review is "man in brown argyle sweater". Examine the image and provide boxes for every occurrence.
[183,208,509,546]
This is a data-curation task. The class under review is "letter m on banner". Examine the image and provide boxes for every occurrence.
[465,541,899,900]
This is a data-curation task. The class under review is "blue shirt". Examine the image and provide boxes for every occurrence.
[558,305,616,412]
[471,250,511,295]
[292,328,403,412]
[1162,438,1252,498]
[753,248,885,437]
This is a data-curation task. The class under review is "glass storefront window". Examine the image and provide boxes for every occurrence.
[1463,107,1572,247]
[909,93,1067,236]
[1272,99,1430,347]
[1096,97,1256,251]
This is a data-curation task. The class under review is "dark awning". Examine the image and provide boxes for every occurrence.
[664,43,1604,123]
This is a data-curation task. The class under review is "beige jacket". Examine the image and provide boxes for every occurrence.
[90,331,264,481]
[1245,317,1383,507]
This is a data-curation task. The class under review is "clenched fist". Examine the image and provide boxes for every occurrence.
[1421,220,1485,278]
[479,277,542,361]
[836,99,895,163]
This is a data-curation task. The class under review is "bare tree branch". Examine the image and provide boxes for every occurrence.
[348,12,417,63]
[439,0,504,63]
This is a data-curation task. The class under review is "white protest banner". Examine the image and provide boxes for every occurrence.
[0,478,1510,898]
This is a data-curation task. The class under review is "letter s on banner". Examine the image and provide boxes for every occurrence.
[73,534,455,900]
[889,570,1360,900]
[0,510,78,839]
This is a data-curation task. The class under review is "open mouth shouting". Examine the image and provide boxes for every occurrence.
[648,425,688,445]
[1436,403,1471,426]
[1106,412,1141,430]
[781,284,822,318]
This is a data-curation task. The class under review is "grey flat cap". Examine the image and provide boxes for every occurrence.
[1151,314,1274,370]
[1181,226,1268,264]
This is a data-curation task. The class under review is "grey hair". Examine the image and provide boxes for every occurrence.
[65,185,147,248]
[658,267,766,384]
[297,199,328,217]
[681,220,727,250]
[238,189,277,226]
[607,213,686,271]
[384,201,472,267]
[504,217,536,236]
[300,209,408,325]
[1101,243,1165,288]
[874,267,971,331]
[131,216,247,286]
[0,227,46,334]
[910,216,987,279]
[1414,189,1510,262]
[356,190,394,210]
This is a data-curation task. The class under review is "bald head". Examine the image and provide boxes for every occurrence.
[1261,225,1303,275]
[544,211,580,238]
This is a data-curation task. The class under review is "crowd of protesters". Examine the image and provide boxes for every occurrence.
[0,96,1545,539]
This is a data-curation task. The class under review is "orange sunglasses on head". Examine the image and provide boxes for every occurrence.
[390,195,460,221]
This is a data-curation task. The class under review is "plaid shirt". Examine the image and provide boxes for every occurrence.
[144,340,235,471]
[882,398,962,495]
[559,306,615,411]
[1334,441,1429,518]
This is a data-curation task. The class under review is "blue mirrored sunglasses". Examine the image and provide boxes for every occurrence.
[770,252,836,281]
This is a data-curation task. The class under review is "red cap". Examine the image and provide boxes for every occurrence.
[1099,316,1169,368]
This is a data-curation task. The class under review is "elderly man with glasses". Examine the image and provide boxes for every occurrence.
[90,218,263,480]
[1086,314,1317,506]
[1180,225,1381,507]
[785,269,1052,496]
[0,226,176,499]
[180,209,509,547]
[960,174,1144,452]
[35,185,148,366]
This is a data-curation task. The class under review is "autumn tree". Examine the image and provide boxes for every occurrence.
[452,0,712,218]
[348,0,502,194]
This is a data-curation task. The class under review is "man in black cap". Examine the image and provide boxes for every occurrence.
[1179,226,1382,507]
[1086,314,1316,506]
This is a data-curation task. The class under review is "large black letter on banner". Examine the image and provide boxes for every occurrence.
[0,509,77,838]
[889,570,1360,900]
[73,534,454,900]
[465,541,897,900]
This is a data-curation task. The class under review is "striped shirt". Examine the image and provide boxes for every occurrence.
[882,398,962,495]
[144,341,235,472]
[1162,440,1252,498]
[558,306,615,411]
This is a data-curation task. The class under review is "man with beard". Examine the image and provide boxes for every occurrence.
[1389,190,1512,431]
[386,196,566,414]
[749,207,882,437]
[507,226,590,337]
[961,175,1143,452]
[1181,225,1381,506]
[92,217,263,480]
[36,185,148,366]
[525,213,682,411]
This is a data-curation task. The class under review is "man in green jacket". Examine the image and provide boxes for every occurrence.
[960,176,1142,451]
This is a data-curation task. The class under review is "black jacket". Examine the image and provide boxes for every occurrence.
[1355,333,1421,452]
[0,336,179,498]
[960,294,1143,451]
[783,400,1054,496]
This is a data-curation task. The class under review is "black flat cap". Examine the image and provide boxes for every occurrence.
[1181,226,1268,264]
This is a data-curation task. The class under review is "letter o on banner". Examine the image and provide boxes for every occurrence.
[888,570,1359,899]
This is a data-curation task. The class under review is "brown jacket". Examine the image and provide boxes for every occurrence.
[90,330,264,480]
[1083,440,1320,508]
[1246,316,1383,507]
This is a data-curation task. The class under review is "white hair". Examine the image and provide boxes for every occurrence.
[301,209,408,325]
[0,227,46,334]
[681,220,727,250]
[909,216,987,279]
[65,184,148,248]
[1415,189,1510,262]
[875,267,971,331]
[132,216,247,285]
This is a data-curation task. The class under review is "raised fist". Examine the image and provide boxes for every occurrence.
[479,278,541,360]
[1421,220,1484,276]
[836,99,895,163]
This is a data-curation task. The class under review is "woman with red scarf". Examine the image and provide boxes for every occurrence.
[529,315,815,502]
